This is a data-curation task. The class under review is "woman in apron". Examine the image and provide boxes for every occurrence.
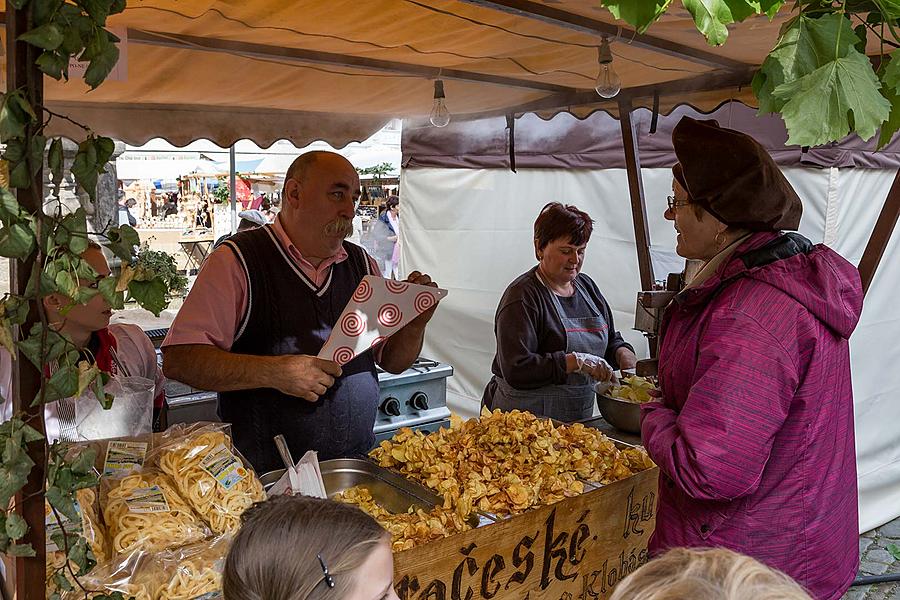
[482,203,637,422]
[0,242,164,440]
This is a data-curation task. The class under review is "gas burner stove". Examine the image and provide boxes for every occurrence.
[155,333,454,445]
[375,358,453,443]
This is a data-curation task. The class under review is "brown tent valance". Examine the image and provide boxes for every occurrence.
[402,102,900,171]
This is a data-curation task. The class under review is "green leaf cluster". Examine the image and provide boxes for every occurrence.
[125,244,188,316]
[45,443,101,591]
[754,12,893,146]
[0,417,42,559]
[0,91,44,190]
[598,0,785,44]
[22,0,125,88]
[72,135,116,201]
[0,0,183,584]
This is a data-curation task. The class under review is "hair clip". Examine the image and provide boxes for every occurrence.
[318,553,335,589]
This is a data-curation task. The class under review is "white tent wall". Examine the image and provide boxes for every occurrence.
[400,165,900,533]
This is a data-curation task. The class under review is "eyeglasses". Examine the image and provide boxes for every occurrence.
[666,195,690,211]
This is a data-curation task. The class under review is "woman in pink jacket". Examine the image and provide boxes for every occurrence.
[641,117,863,600]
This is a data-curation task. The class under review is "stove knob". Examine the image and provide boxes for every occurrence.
[409,392,429,411]
[381,397,402,417]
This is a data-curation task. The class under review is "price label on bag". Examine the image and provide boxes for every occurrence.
[126,485,171,513]
[103,441,148,477]
[200,444,248,490]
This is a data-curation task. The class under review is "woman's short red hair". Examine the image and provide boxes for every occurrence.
[534,202,594,251]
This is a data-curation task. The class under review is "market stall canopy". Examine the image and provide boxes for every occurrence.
[403,102,900,171]
[0,0,805,147]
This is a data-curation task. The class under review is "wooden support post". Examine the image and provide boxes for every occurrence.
[618,98,654,292]
[619,99,657,358]
[6,4,47,599]
[858,169,900,296]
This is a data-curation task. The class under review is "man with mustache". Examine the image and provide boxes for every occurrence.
[162,151,439,472]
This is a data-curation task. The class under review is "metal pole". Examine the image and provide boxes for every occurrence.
[618,98,655,291]
[6,3,47,597]
[229,144,237,234]
[858,169,900,296]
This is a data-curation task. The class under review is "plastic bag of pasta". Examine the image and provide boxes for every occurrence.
[102,469,210,556]
[147,534,230,600]
[45,455,111,595]
[65,433,155,480]
[153,423,265,535]
[60,549,153,600]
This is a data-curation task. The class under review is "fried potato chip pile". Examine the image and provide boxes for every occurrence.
[370,408,655,517]
[336,486,471,551]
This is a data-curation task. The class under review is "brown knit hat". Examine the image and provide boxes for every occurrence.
[671,117,802,231]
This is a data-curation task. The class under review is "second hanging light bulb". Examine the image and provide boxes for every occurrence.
[594,37,621,99]
[430,79,451,127]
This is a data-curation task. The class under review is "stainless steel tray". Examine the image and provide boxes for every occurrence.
[321,458,439,514]
[260,458,491,527]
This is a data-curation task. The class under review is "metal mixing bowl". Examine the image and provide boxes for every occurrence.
[595,389,642,434]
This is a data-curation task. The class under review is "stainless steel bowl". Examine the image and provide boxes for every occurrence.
[595,391,642,434]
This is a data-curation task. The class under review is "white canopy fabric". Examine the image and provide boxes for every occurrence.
[400,164,900,534]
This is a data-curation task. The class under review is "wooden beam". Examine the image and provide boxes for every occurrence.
[127,29,579,95]
[458,0,749,71]
[6,5,47,599]
[618,97,655,294]
[858,169,900,295]
[460,68,756,121]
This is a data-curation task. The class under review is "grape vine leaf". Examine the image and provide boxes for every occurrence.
[18,23,64,51]
[128,278,168,317]
[878,50,900,148]
[4,513,27,541]
[754,14,859,115]
[681,0,759,46]
[600,0,671,33]
[774,49,891,146]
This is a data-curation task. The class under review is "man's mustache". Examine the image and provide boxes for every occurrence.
[325,217,354,238]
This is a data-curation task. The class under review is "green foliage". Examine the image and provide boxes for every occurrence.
[888,542,900,561]
[682,0,760,46]
[754,12,892,145]
[599,0,671,33]
[124,244,189,316]
[18,23,65,50]
[592,1,900,146]
[356,162,395,180]
[0,0,186,585]
[72,135,115,201]
[878,50,900,147]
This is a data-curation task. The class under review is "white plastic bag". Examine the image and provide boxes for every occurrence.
[74,375,155,441]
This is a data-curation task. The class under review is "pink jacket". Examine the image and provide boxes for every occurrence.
[642,232,862,600]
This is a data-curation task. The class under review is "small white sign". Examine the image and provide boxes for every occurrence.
[68,26,127,82]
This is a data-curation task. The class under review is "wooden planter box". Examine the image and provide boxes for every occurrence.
[394,466,659,600]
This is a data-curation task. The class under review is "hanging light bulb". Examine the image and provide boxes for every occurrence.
[594,37,621,99]
[429,79,452,128]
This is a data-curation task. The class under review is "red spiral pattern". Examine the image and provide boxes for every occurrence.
[339,312,366,337]
[332,347,355,364]
[414,291,436,314]
[378,304,402,328]
[352,280,373,303]
[385,280,409,294]
[370,336,387,349]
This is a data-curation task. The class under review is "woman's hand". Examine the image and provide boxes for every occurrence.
[616,347,638,371]
[568,352,616,382]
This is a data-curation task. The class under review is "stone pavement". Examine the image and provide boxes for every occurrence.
[842,516,900,600]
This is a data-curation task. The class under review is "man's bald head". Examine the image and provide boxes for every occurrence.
[283,151,354,195]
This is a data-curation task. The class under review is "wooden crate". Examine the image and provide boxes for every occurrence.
[394,466,659,600]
